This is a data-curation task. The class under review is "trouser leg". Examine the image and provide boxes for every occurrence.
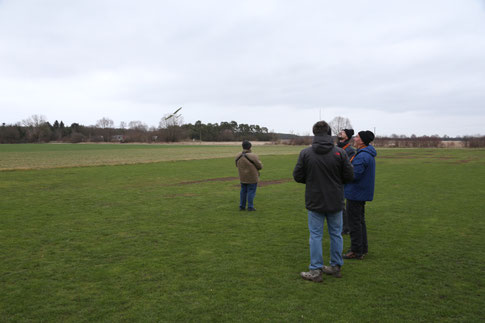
[240,184,248,208]
[308,210,324,270]
[362,202,368,254]
[347,199,365,255]
[326,211,344,266]
[247,183,257,209]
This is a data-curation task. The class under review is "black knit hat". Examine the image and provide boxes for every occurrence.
[242,140,252,149]
[344,129,354,139]
[358,130,375,145]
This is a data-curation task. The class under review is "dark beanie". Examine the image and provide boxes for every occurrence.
[242,140,252,150]
[344,129,354,139]
[358,130,375,145]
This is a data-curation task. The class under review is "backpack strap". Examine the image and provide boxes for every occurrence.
[235,153,244,166]
[243,153,259,170]
[236,152,260,175]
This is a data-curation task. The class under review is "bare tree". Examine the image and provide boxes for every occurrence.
[128,121,148,131]
[22,114,47,127]
[121,121,149,142]
[96,117,114,129]
[159,108,184,129]
[329,116,352,136]
[21,115,48,142]
[158,108,185,142]
[95,117,114,142]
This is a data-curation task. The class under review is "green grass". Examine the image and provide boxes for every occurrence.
[1,145,484,322]
[0,143,304,170]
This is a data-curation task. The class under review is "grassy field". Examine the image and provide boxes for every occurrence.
[0,143,303,170]
[1,144,484,322]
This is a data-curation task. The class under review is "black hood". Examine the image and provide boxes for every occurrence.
[312,135,334,154]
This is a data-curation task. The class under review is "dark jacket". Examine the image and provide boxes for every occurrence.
[337,140,356,158]
[235,149,263,184]
[344,145,377,201]
[293,135,354,213]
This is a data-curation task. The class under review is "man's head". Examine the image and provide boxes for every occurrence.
[242,140,252,150]
[312,121,332,136]
[338,129,354,141]
[355,130,375,148]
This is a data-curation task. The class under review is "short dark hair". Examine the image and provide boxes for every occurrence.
[242,140,252,149]
[313,121,331,136]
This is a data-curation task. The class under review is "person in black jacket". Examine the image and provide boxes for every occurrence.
[337,129,356,159]
[337,128,356,235]
[293,121,354,282]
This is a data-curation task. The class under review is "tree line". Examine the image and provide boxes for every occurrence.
[372,134,485,148]
[284,134,485,148]
[1,114,483,147]
[0,115,274,144]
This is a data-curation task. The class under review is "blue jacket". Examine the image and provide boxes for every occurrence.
[344,145,377,201]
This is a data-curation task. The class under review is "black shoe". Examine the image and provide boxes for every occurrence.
[343,251,363,260]
[247,207,256,211]
[239,207,246,211]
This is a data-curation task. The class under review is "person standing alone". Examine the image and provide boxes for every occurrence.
[293,121,354,282]
[235,140,263,212]
[343,130,377,260]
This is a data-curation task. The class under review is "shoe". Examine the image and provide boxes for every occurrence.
[322,265,342,278]
[247,207,256,211]
[300,269,323,283]
[343,251,363,260]
[239,207,246,211]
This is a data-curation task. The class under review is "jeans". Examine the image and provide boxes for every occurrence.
[240,183,257,209]
[308,210,344,269]
[347,199,368,255]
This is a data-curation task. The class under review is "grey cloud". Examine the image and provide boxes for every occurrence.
[0,0,484,136]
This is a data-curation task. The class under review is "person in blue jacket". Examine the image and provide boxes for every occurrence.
[343,130,377,260]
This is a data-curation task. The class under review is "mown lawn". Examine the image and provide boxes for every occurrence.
[0,145,484,322]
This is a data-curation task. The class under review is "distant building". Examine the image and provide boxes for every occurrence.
[112,135,125,142]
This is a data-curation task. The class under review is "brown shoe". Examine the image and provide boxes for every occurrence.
[300,269,323,283]
[343,251,363,260]
[322,265,342,278]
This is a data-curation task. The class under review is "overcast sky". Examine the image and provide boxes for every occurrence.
[1,0,484,136]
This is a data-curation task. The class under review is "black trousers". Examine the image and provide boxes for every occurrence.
[347,199,368,255]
